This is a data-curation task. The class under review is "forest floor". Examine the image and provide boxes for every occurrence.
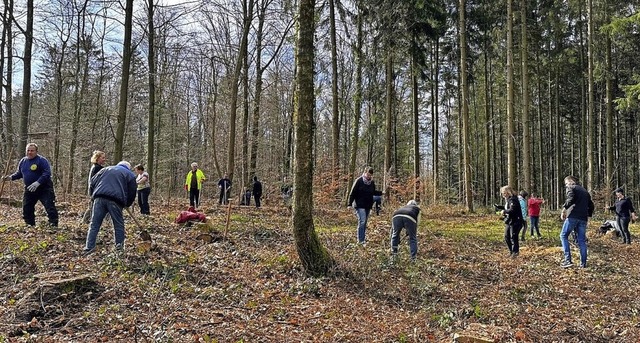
[1,195,640,342]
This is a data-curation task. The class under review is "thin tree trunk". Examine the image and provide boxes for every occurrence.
[520,0,531,192]
[17,0,34,155]
[348,2,363,200]
[586,0,594,190]
[147,0,156,178]
[329,0,339,174]
[114,0,134,162]
[459,0,473,211]
[506,0,516,188]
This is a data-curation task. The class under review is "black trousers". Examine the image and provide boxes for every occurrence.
[189,189,200,207]
[617,216,631,244]
[23,185,58,226]
[504,222,522,254]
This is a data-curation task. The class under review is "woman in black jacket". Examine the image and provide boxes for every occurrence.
[500,185,524,258]
[347,166,382,245]
[606,188,638,244]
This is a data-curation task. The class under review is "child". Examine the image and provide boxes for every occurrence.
[518,191,529,241]
[527,192,544,238]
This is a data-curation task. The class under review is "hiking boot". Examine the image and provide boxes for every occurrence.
[82,248,95,257]
[510,252,519,258]
[579,263,587,268]
[561,260,573,268]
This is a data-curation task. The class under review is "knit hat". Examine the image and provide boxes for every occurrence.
[407,200,418,206]
[191,162,198,167]
[117,161,131,169]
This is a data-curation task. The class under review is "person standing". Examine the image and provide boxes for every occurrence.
[518,191,529,241]
[2,143,59,227]
[83,161,137,255]
[560,176,594,268]
[606,188,638,244]
[499,185,523,258]
[134,164,151,215]
[347,166,382,245]
[83,150,107,223]
[527,192,545,238]
[184,162,206,209]
[390,200,421,261]
[218,173,232,205]
[252,175,263,208]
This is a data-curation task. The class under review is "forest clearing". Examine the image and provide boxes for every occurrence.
[1,197,639,342]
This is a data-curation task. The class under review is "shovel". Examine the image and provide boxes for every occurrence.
[126,207,151,241]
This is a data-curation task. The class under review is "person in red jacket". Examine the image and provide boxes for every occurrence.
[527,192,545,238]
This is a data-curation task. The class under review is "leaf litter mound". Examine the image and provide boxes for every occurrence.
[1,198,640,342]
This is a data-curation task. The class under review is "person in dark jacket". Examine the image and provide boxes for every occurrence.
[83,161,137,256]
[390,200,421,261]
[218,173,232,205]
[560,175,594,268]
[3,143,59,227]
[252,176,263,208]
[499,185,523,258]
[347,166,382,245]
[605,188,637,244]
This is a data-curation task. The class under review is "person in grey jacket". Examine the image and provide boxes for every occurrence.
[390,200,421,261]
[83,161,137,256]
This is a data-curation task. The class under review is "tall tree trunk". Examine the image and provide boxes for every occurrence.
[520,0,531,192]
[411,47,420,201]
[432,39,439,204]
[506,0,516,188]
[329,0,339,174]
[586,0,594,190]
[383,51,393,199]
[114,0,134,162]
[483,44,491,205]
[18,0,33,155]
[459,0,473,211]
[226,0,254,183]
[348,2,363,198]
[147,0,156,178]
[292,0,335,277]
[605,12,613,194]
[1,0,15,151]
[241,38,250,189]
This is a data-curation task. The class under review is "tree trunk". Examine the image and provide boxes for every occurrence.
[329,0,339,174]
[432,39,439,204]
[411,48,420,201]
[459,0,473,211]
[605,18,613,194]
[292,0,335,277]
[520,0,530,192]
[18,0,33,155]
[147,0,156,178]
[586,0,594,190]
[114,0,134,162]
[383,51,393,199]
[1,0,15,152]
[348,2,363,200]
[506,0,516,188]
[226,0,254,183]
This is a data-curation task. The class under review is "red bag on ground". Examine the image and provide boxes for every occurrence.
[175,207,206,224]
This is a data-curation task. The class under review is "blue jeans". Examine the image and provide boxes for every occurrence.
[530,216,540,236]
[391,216,417,259]
[85,197,125,251]
[560,218,588,266]
[355,207,371,243]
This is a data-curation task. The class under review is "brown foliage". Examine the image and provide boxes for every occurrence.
[1,196,640,341]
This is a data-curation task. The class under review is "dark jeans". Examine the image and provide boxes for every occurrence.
[617,216,631,244]
[504,222,522,254]
[391,215,418,259]
[254,194,261,208]
[219,189,229,204]
[23,185,58,226]
[530,216,541,236]
[189,189,200,208]
[137,187,151,215]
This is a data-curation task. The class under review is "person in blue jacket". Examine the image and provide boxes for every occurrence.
[3,143,59,227]
[83,161,137,256]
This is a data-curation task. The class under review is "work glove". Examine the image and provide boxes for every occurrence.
[27,181,40,192]
[184,185,188,191]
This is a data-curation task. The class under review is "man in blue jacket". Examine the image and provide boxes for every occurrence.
[3,143,59,227]
[83,161,137,256]
[560,175,594,268]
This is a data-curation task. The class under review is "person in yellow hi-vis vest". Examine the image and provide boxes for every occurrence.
[184,162,206,209]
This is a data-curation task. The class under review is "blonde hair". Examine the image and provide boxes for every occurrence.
[500,185,515,197]
[90,150,105,164]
